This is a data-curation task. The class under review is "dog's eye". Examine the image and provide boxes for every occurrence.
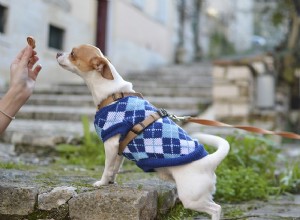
[70,51,75,57]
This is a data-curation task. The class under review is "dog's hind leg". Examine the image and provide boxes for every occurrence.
[169,159,221,220]
[93,135,120,187]
[184,200,221,220]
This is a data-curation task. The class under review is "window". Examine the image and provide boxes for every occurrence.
[0,4,8,34]
[48,25,64,50]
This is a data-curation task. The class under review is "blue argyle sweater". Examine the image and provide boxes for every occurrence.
[94,96,208,172]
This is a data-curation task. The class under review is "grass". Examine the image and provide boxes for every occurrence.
[0,161,35,170]
[55,116,105,169]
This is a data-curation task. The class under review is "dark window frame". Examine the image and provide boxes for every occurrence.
[0,4,8,34]
[48,24,65,50]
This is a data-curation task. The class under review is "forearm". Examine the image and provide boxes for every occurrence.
[0,86,30,134]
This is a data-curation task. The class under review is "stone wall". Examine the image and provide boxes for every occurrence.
[213,65,254,121]
[212,55,285,130]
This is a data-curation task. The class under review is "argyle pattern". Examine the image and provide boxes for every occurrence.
[94,96,208,172]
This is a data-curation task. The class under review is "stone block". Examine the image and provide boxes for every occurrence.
[68,185,157,220]
[226,66,252,80]
[0,185,38,216]
[214,103,231,118]
[264,56,274,70]
[230,102,250,117]
[123,178,177,215]
[252,61,266,74]
[239,85,252,97]
[38,186,77,211]
[213,85,239,99]
[212,66,225,79]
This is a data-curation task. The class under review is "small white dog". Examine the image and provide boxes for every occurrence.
[56,44,230,220]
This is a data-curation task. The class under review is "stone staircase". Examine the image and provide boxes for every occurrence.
[0,62,212,161]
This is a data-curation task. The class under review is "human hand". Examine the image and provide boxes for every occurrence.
[9,45,42,99]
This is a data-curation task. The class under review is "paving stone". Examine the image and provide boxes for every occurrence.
[38,186,77,211]
[68,186,157,220]
[0,185,38,216]
[123,178,177,214]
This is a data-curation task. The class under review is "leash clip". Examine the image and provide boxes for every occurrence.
[169,114,191,122]
[157,108,191,122]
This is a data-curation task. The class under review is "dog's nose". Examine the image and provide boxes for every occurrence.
[56,52,63,59]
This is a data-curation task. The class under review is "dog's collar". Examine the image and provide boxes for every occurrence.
[97,92,144,110]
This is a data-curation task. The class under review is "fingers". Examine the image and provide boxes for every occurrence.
[30,64,42,81]
[28,55,39,69]
[28,55,42,81]
[20,45,33,67]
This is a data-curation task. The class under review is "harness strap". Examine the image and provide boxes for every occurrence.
[118,110,168,155]
[97,92,143,110]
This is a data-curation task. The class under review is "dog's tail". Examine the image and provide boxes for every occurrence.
[192,133,230,168]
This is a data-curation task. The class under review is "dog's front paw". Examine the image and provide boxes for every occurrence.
[93,180,109,187]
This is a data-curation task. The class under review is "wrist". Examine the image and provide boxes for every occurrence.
[8,84,31,102]
[1,86,30,112]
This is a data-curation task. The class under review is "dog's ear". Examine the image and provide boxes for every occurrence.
[90,57,114,80]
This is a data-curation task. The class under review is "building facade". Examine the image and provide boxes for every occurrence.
[0,0,256,86]
[104,0,178,74]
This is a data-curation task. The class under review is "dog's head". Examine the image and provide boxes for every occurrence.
[56,44,114,80]
[56,44,134,105]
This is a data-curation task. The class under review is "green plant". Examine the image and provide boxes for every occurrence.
[278,162,300,193]
[204,134,299,202]
[56,116,105,169]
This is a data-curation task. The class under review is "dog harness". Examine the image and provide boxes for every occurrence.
[94,96,208,172]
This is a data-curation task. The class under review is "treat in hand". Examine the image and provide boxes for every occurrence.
[27,36,36,49]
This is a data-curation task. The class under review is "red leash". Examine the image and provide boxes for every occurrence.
[169,115,300,140]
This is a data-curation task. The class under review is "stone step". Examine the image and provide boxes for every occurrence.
[128,62,212,77]
[15,105,200,121]
[0,119,89,148]
[33,84,90,95]
[17,105,95,121]
[130,80,212,87]
[126,75,212,84]
[27,94,94,106]
[132,86,212,97]
[33,82,212,97]
[2,119,87,140]
[147,96,210,110]
[26,94,210,110]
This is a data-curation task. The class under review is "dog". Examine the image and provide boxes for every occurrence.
[56,44,230,220]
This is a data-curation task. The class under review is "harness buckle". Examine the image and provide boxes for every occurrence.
[112,92,124,101]
[157,108,169,118]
